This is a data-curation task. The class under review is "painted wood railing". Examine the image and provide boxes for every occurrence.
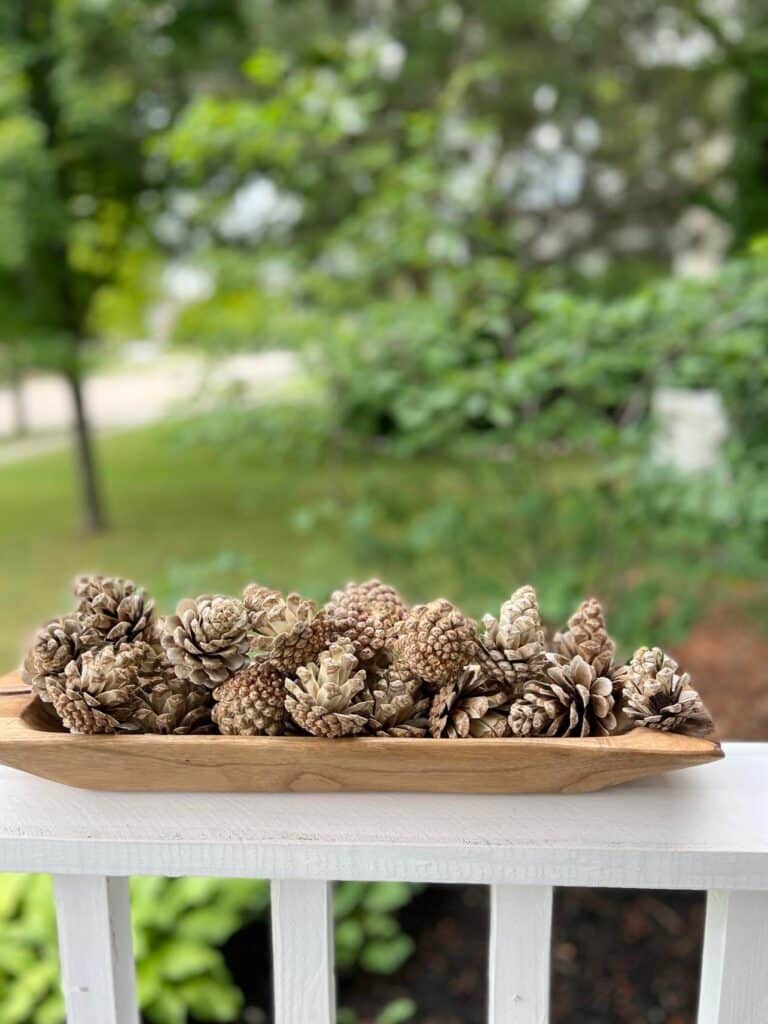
[0,742,766,1023]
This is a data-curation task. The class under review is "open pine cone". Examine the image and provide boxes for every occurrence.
[285,638,372,737]
[509,654,617,738]
[160,595,250,688]
[22,615,82,702]
[429,665,510,739]
[213,661,286,736]
[365,665,429,737]
[48,645,144,734]
[136,674,214,735]
[75,575,155,649]
[622,646,712,735]
[393,599,477,689]
[245,586,332,674]
[476,585,548,696]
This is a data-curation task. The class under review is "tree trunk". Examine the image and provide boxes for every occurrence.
[9,352,27,437]
[65,366,106,533]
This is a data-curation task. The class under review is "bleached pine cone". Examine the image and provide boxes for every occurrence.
[48,645,144,734]
[476,585,548,696]
[509,654,617,738]
[75,575,155,649]
[622,646,712,735]
[365,664,429,737]
[212,661,286,736]
[245,585,332,674]
[429,665,510,739]
[136,673,214,735]
[393,599,477,688]
[160,595,250,688]
[22,615,82,702]
[285,639,372,737]
[552,597,616,676]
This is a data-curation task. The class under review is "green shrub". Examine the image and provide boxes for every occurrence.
[0,875,268,1024]
[0,875,420,1024]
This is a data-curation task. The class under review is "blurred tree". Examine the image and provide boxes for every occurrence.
[0,0,250,530]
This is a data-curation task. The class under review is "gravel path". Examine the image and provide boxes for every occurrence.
[0,351,299,464]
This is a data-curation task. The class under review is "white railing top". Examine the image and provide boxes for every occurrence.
[0,742,766,890]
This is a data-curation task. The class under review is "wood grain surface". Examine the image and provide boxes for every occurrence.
[0,671,723,793]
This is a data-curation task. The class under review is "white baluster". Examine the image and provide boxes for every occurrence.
[698,890,768,1024]
[53,875,138,1024]
[489,884,553,1023]
[271,879,335,1024]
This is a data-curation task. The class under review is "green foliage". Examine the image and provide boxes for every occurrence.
[0,876,61,1024]
[334,882,418,975]
[132,877,269,1024]
[338,997,417,1024]
[0,873,419,1024]
[0,875,268,1024]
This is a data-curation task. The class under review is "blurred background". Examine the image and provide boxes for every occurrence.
[0,0,766,1021]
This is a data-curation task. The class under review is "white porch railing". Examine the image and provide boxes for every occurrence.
[0,742,766,1023]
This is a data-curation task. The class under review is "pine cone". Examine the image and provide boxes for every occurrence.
[508,699,553,738]
[22,615,82,702]
[136,674,214,735]
[75,575,155,648]
[212,661,286,736]
[285,639,372,737]
[393,599,477,688]
[429,665,510,739]
[365,665,429,737]
[476,585,548,696]
[48,646,144,734]
[329,579,406,636]
[623,647,712,735]
[552,597,615,676]
[325,604,388,663]
[510,654,617,738]
[160,595,250,688]
[245,587,331,673]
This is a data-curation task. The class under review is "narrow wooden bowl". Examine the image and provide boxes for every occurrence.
[0,671,723,793]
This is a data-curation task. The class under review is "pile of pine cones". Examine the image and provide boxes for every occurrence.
[21,576,713,739]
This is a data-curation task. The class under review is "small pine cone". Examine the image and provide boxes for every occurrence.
[623,647,712,735]
[75,575,155,648]
[326,579,408,662]
[552,597,616,676]
[365,665,429,737]
[508,699,554,738]
[48,646,144,734]
[242,583,281,625]
[137,673,214,735]
[325,604,389,663]
[394,599,477,688]
[160,595,250,688]
[429,665,510,739]
[22,615,82,702]
[245,587,331,673]
[512,654,617,738]
[212,661,286,736]
[329,580,407,633]
[285,639,372,737]
[477,585,548,696]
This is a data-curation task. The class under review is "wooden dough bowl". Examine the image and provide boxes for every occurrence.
[0,671,723,794]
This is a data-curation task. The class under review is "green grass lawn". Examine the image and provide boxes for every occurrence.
[0,417,762,670]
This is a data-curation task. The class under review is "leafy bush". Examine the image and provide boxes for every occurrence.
[334,882,418,975]
[0,875,268,1024]
[0,875,419,1024]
